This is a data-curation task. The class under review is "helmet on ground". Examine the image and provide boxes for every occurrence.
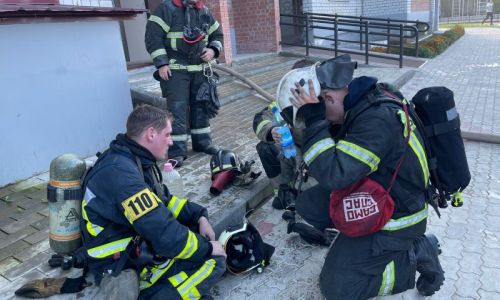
[210,149,239,176]
[218,219,275,274]
[276,63,321,128]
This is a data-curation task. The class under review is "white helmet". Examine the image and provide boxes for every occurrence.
[276,64,321,128]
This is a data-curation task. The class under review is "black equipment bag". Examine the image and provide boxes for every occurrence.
[196,71,220,119]
[411,86,471,207]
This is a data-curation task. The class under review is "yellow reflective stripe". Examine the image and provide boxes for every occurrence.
[171,38,177,51]
[382,203,428,231]
[178,259,216,299]
[303,138,336,165]
[191,127,211,134]
[208,21,220,35]
[168,271,188,288]
[336,140,380,172]
[186,287,201,299]
[167,196,187,218]
[151,48,167,60]
[212,164,234,173]
[169,64,205,72]
[148,15,170,33]
[167,32,184,38]
[176,231,199,259]
[82,199,103,237]
[409,132,430,187]
[139,259,175,290]
[378,261,395,296]
[87,237,132,258]
[256,120,272,137]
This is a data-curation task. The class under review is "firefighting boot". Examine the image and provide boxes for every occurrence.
[272,184,296,210]
[414,234,445,296]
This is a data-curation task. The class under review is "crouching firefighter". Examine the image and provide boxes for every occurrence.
[73,105,226,299]
[280,54,445,299]
[145,0,224,168]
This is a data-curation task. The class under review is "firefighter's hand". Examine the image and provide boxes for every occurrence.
[271,127,281,146]
[159,65,171,81]
[210,241,227,258]
[200,48,215,62]
[290,79,319,109]
[199,216,216,241]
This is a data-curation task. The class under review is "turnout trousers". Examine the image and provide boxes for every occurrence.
[161,70,212,158]
[296,185,426,300]
[138,256,226,300]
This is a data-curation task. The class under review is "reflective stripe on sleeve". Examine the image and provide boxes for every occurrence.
[336,140,380,172]
[148,15,170,33]
[151,48,167,60]
[255,120,272,137]
[382,204,428,231]
[87,237,132,258]
[377,261,395,296]
[175,230,199,259]
[167,196,187,218]
[208,21,220,35]
[303,138,336,166]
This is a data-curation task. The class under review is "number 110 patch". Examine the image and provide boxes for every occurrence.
[122,188,159,223]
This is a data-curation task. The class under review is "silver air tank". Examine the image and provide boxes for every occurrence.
[47,154,86,254]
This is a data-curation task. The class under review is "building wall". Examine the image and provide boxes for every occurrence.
[119,0,151,64]
[231,0,281,53]
[363,0,407,19]
[0,21,132,186]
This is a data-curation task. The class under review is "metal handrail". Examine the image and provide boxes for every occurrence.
[280,13,429,68]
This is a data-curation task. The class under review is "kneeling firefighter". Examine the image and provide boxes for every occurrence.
[277,55,445,299]
[146,0,224,167]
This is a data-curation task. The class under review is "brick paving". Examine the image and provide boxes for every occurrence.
[1,27,499,299]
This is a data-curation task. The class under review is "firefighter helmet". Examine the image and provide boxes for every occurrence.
[218,219,275,274]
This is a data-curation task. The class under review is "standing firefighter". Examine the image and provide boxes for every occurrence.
[279,55,445,299]
[145,0,224,167]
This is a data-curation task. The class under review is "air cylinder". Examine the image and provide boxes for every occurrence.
[47,153,86,254]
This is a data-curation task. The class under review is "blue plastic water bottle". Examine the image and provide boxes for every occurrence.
[276,127,296,159]
[271,106,286,126]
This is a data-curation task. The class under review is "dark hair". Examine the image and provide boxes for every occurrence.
[292,59,316,69]
[126,104,173,139]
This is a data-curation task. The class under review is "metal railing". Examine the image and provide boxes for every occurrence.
[280,13,430,68]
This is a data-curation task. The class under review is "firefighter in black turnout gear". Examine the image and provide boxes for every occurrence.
[80,105,226,299]
[282,55,445,299]
[145,0,224,167]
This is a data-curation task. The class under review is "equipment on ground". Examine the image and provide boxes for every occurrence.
[47,154,86,254]
[218,219,275,274]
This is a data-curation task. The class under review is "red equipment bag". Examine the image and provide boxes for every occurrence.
[329,101,411,237]
[329,177,395,237]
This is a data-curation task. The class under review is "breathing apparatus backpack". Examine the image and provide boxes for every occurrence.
[379,84,471,210]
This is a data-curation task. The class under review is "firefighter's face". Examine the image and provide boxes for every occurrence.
[149,119,173,160]
[322,88,348,125]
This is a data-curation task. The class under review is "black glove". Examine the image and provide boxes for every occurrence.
[196,73,220,119]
